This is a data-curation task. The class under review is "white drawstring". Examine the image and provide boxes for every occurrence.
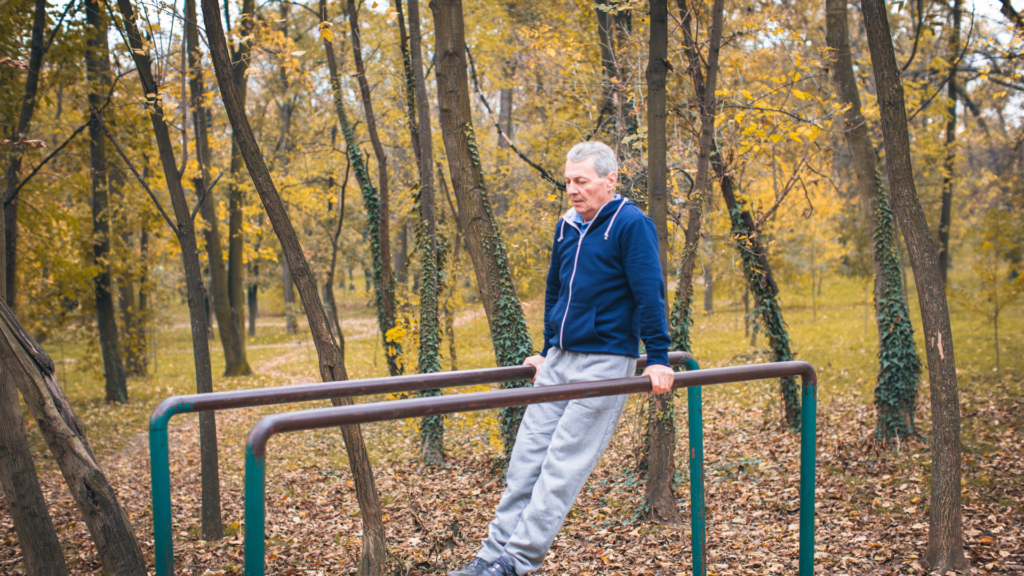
[558,219,566,241]
[604,199,628,240]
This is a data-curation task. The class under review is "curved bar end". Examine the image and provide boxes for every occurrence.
[797,362,818,396]
[247,414,284,460]
[149,396,195,431]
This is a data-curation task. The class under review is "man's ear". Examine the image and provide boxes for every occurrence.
[607,171,618,188]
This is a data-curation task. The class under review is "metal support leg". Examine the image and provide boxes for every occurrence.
[798,378,817,575]
[244,445,267,576]
[688,385,706,576]
[149,427,173,576]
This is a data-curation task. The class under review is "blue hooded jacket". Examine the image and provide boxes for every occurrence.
[541,196,671,366]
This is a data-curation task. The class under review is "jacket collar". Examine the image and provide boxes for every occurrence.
[561,194,624,228]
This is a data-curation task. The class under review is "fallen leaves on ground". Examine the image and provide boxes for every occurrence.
[0,368,1021,576]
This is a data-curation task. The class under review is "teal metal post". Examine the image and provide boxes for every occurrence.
[798,377,817,575]
[687,385,706,576]
[149,400,195,576]
[149,426,172,575]
[678,356,704,576]
[244,445,267,576]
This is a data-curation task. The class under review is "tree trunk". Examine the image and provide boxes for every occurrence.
[85,0,128,404]
[717,164,800,427]
[227,0,255,347]
[325,158,349,341]
[283,256,298,334]
[248,278,258,336]
[594,0,619,141]
[1,0,47,307]
[407,0,445,466]
[347,0,401,376]
[187,0,250,377]
[204,1,387,572]
[670,0,725,354]
[116,221,146,377]
[703,251,713,314]
[872,178,921,439]
[825,0,921,439]
[430,0,534,461]
[439,165,459,372]
[938,0,961,284]
[0,366,69,575]
[825,0,885,310]
[112,0,223,539]
[859,0,966,570]
[394,222,409,286]
[643,0,679,526]
[0,299,145,573]
[395,0,419,166]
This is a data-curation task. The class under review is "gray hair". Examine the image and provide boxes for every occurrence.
[566,141,618,178]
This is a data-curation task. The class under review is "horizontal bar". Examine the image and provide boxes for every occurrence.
[149,351,691,430]
[248,360,812,458]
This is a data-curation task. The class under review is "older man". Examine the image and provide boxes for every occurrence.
[450,141,674,576]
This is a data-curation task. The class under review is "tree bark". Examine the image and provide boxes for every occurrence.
[825,0,921,439]
[347,0,401,375]
[325,158,348,341]
[205,1,386,572]
[187,0,250,377]
[1,0,47,307]
[643,0,678,526]
[283,256,298,334]
[594,0,619,141]
[670,0,725,354]
[116,212,147,377]
[111,0,223,539]
[0,299,145,573]
[0,364,69,575]
[938,0,962,284]
[825,0,884,309]
[430,0,534,461]
[408,0,444,465]
[439,165,459,372]
[227,0,255,345]
[859,0,966,570]
[85,0,128,404]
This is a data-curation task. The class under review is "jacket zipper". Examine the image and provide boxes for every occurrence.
[559,221,587,347]
[558,201,614,346]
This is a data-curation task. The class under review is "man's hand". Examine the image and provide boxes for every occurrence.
[523,355,545,383]
[643,364,675,395]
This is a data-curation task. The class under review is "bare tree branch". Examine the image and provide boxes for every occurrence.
[94,110,178,235]
[465,43,566,191]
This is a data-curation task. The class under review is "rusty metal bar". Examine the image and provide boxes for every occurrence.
[243,360,817,576]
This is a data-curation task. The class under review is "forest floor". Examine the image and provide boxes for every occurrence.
[0,276,1022,575]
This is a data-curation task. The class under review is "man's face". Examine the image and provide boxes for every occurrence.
[564,157,617,222]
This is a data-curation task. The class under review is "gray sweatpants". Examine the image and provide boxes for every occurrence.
[477,347,637,574]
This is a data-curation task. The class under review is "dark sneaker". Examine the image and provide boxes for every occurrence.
[483,555,518,576]
[447,557,491,576]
